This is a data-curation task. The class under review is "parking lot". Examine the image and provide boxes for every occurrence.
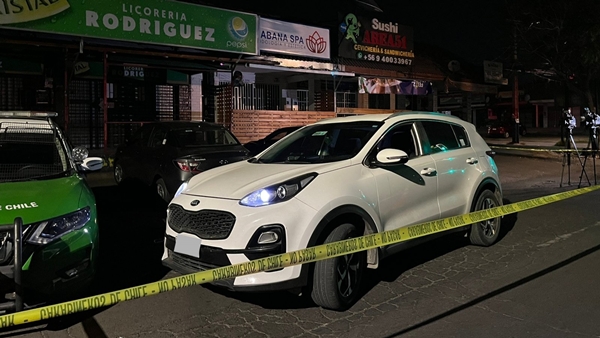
[1,153,598,338]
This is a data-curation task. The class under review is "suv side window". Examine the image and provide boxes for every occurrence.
[452,124,470,148]
[129,124,153,146]
[149,126,167,148]
[377,122,419,159]
[420,121,459,153]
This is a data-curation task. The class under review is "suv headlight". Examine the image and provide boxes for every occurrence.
[240,173,317,207]
[27,207,91,245]
[174,179,190,199]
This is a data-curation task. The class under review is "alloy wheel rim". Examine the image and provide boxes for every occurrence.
[479,197,498,238]
[336,252,361,298]
[114,166,123,183]
[157,183,166,199]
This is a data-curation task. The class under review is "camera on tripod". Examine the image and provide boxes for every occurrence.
[563,108,576,129]
[580,107,600,129]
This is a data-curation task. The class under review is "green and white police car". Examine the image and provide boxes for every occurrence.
[0,112,103,310]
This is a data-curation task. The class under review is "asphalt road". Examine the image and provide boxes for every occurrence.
[2,155,600,338]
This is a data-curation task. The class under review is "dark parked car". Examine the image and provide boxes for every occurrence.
[243,126,302,156]
[114,121,249,201]
[487,121,527,138]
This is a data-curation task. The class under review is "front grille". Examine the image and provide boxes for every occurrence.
[168,204,235,239]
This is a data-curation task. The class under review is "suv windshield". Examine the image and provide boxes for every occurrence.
[0,122,69,182]
[167,127,239,147]
[257,121,382,164]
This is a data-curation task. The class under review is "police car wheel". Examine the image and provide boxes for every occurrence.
[311,223,366,311]
[469,189,502,247]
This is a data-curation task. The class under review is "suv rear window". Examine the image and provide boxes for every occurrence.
[167,128,239,147]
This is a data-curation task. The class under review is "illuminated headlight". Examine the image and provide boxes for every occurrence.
[240,173,317,207]
[27,207,91,245]
[174,180,189,199]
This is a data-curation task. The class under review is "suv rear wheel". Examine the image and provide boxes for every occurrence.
[469,189,502,246]
[311,223,366,311]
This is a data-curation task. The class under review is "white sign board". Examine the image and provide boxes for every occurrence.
[259,18,330,60]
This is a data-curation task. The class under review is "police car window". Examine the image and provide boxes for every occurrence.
[421,121,459,153]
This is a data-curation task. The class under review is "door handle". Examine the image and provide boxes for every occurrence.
[466,157,479,165]
[420,167,437,176]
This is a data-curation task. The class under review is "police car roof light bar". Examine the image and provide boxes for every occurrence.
[0,111,58,118]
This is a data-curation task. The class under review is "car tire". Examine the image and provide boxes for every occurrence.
[520,128,527,136]
[156,178,171,202]
[469,189,502,247]
[311,223,366,311]
[504,132,510,138]
[114,163,126,185]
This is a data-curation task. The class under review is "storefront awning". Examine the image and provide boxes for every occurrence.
[108,55,222,73]
[245,63,354,77]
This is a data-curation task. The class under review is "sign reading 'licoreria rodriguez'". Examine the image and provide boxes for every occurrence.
[0,0,258,54]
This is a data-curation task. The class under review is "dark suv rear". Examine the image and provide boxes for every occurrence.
[114,121,249,201]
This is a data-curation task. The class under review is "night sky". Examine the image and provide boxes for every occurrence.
[374,0,511,66]
[194,0,511,66]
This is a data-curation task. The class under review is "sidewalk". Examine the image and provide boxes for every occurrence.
[483,134,597,160]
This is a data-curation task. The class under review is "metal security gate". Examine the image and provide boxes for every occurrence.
[0,76,43,111]
[232,84,280,111]
[67,80,103,149]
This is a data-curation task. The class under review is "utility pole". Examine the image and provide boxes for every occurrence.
[512,23,520,143]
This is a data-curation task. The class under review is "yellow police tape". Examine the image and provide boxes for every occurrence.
[1,185,600,328]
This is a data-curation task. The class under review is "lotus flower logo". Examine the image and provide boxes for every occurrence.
[306,31,327,54]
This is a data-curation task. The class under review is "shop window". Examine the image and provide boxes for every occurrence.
[297,90,309,111]
[369,94,390,109]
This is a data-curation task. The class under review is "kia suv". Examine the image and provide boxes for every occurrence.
[162,112,502,311]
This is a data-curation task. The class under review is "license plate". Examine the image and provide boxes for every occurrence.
[174,233,201,258]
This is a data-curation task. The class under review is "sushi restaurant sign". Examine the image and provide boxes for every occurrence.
[0,0,258,54]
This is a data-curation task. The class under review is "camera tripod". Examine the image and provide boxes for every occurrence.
[577,125,598,187]
[560,126,591,188]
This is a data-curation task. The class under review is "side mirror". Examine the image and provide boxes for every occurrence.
[72,146,89,163]
[375,149,409,166]
[80,157,104,171]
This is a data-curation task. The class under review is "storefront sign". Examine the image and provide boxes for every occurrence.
[358,77,431,95]
[483,60,507,85]
[339,13,414,66]
[73,61,91,75]
[258,18,330,60]
[108,66,166,83]
[0,56,43,75]
[0,0,258,55]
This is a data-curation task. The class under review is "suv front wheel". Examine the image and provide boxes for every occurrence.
[311,223,366,311]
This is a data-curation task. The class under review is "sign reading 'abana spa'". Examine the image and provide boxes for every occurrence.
[0,0,257,54]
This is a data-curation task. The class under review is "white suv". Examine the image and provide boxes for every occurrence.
[162,112,502,310]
